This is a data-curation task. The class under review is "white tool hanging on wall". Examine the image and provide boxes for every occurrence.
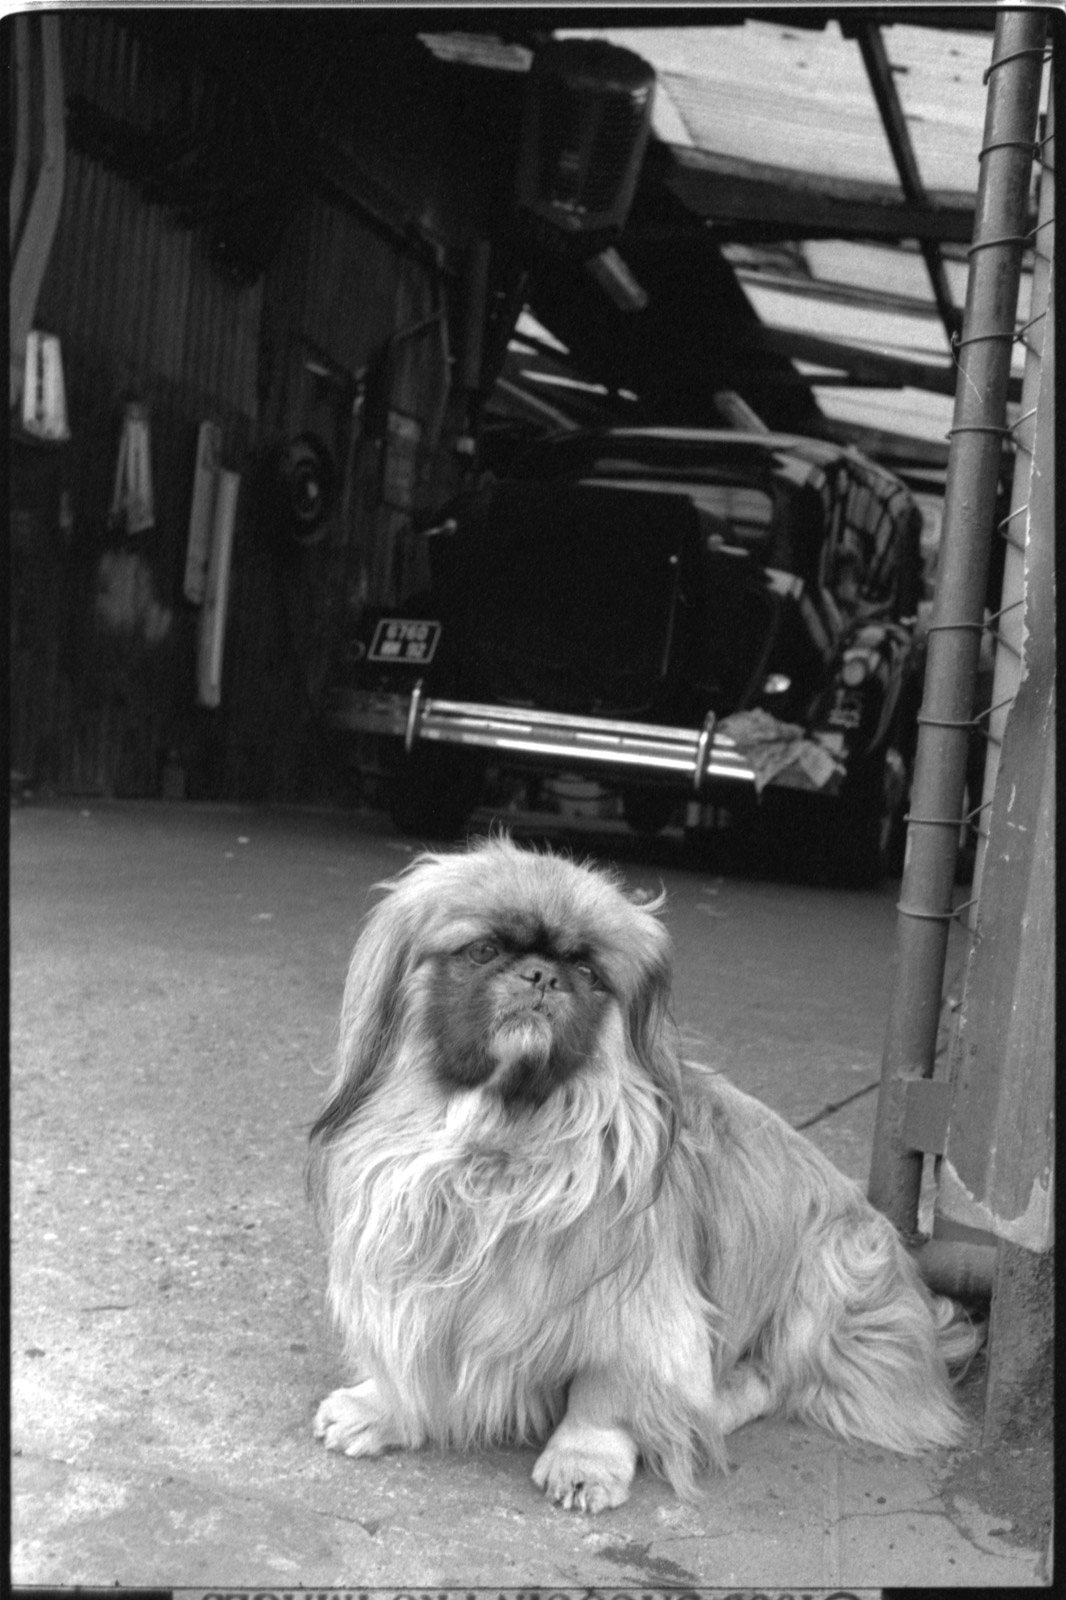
[184,420,223,603]
[20,329,69,440]
[197,468,241,708]
[110,402,155,534]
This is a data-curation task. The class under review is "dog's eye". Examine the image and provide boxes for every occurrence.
[574,961,604,989]
[467,940,500,965]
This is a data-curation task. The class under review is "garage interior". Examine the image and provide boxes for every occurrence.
[11,8,1048,792]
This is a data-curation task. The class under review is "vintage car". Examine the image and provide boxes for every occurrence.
[324,428,924,885]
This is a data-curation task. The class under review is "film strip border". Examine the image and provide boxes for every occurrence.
[13,1589,878,1600]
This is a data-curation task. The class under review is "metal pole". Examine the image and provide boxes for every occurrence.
[867,11,1047,1230]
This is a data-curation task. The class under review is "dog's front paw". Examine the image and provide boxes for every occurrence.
[532,1423,638,1513]
[313,1380,402,1457]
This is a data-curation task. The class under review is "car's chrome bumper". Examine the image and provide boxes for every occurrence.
[325,683,760,791]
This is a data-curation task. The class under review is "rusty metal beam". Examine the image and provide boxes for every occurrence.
[855,21,962,345]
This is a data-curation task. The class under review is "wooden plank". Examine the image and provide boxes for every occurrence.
[662,146,981,243]
[757,326,957,393]
[983,1240,1053,1448]
[818,419,949,470]
[937,261,1055,1252]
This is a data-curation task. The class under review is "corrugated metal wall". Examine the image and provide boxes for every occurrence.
[12,12,467,804]
[43,12,262,422]
[40,149,262,425]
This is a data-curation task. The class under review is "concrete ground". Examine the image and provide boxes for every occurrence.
[10,800,1050,1588]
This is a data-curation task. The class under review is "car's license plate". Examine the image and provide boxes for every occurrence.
[367,618,441,665]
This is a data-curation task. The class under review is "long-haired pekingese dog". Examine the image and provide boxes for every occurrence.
[308,835,978,1513]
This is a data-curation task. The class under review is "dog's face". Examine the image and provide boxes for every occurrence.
[310,836,678,1145]
[422,911,613,1107]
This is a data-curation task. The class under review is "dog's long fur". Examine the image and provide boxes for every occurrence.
[308,836,978,1512]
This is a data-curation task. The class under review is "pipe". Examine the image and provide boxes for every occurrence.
[867,11,1047,1231]
[9,17,31,250]
[910,1239,996,1301]
[459,237,491,393]
[9,14,67,410]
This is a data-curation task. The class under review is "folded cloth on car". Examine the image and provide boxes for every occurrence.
[718,709,844,793]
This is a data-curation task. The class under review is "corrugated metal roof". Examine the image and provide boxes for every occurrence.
[548,19,1049,452]
[594,20,993,194]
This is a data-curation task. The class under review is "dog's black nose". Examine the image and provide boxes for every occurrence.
[518,960,559,991]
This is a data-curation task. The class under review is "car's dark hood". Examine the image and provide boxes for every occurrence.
[431,481,694,717]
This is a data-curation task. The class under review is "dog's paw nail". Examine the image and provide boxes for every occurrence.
[534,1437,633,1513]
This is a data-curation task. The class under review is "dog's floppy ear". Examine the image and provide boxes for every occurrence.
[623,915,685,1160]
[309,882,419,1146]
